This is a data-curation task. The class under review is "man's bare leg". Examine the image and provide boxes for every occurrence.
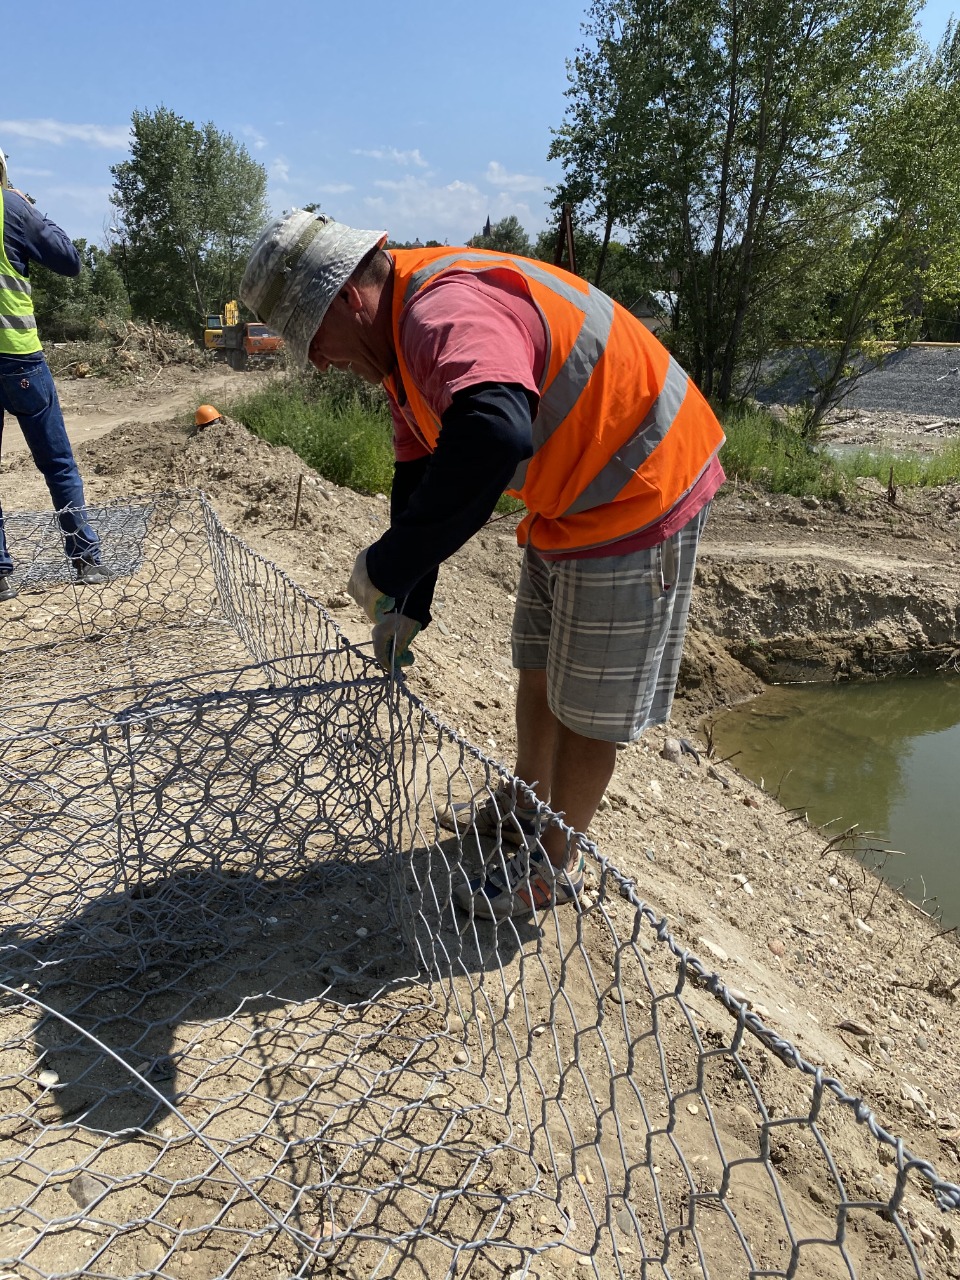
[513,669,617,870]
[513,669,556,803]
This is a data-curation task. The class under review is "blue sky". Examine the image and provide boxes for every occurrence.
[2,0,956,251]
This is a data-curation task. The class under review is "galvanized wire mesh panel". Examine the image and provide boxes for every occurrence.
[0,493,957,1280]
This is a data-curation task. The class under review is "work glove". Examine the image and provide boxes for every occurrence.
[347,548,395,623]
[372,613,421,672]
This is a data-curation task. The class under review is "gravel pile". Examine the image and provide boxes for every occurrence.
[755,345,960,417]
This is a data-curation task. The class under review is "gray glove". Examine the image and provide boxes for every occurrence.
[347,548,395,623]
[372,614,421,671]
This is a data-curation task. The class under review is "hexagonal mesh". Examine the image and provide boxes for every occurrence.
[0,493,957,1280]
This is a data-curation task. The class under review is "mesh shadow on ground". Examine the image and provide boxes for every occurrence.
[0,492,956,1280]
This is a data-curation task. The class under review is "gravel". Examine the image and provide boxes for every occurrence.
[754,346,960,417]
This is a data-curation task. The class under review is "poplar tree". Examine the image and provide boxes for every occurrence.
[110,107,269,335]
[550,0,924,414]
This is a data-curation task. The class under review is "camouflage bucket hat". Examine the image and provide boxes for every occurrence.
[240,210,387,369]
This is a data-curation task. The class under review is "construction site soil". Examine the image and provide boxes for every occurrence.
[2,355,960,1274]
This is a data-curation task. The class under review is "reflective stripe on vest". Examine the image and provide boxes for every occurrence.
[390,247,724,553]
[0,195,41,356]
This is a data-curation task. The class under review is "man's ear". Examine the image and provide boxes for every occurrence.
[336,280,365,313]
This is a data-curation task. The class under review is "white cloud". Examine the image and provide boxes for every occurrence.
[14,167,54,179]
[484,161,546,194]
[317,182,354,195]
[353,147,428,169]
[242,126,268,151]
[270,157,291,183]
[361,174,537,243]
[0,119,130,149]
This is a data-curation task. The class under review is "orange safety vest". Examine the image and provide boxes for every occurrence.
[386,247,725,554]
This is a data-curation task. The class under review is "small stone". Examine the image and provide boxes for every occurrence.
[768,938,786,957]
[38,1070,59,1089]
[355,927,369,938]
[879,1035,894,1051]
[854,919,874,936]
[686,1103,700,1115]
[453,1050,469,1065]
[698,937,729,963]
[68,1173,108,1210]
[914,1034,929,1052]
[660,737,682,764]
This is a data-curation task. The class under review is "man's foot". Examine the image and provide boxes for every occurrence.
[439,786,540,848]
[0,574,17,602]
[73,560,111,585]
[453,846,585,919]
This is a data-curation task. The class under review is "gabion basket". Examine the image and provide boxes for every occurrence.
[0,492,957,1280]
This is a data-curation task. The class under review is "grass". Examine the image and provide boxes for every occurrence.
[720,405,960,499]
[223,371,395,495]
[224,375,960,505]
[224,370,525,512]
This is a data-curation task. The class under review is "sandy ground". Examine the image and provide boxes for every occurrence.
[2,356,959,1275]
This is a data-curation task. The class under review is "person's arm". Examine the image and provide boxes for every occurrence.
[364,381,534,612]
[2,189,81,277]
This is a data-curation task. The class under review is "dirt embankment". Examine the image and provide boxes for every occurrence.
[3,364,960,1256]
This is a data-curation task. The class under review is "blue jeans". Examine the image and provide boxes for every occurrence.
[0,352,100,575]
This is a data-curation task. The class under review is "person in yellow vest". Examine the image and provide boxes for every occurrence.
[241,211,725,920]
[0,156,107,601]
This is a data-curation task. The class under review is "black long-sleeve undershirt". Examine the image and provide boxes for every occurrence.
[364,382,535,628]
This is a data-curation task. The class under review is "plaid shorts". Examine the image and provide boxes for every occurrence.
[511,505,710,742]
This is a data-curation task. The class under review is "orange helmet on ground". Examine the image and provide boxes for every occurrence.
[195,404,223,427]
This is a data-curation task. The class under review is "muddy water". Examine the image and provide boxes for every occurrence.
[712,675,960,927]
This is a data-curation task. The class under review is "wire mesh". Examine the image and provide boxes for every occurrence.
[0,492,957,1280]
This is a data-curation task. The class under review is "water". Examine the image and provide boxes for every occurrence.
[712,675,960,927]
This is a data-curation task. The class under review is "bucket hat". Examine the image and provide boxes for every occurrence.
[240,210,387,369]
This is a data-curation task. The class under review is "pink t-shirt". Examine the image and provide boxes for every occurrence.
[388,265,724,553]
[389,267,545,460]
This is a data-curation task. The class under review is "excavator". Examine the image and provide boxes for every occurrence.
[204,300,283,370]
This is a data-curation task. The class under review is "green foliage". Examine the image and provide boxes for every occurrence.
[224,372,529,516]
[468,215,532,256]
[720,405,960,497]
[531,225,657,311]
[110,107,269,336]
[30,239,129,342]
[552,0,930,410]
[224,372,395,495]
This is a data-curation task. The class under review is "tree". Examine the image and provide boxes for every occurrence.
[468,215,532,256]
[110,107,269,335]
[791,20,960,435]
[30,240,129,342]
[532,224,655,311]
[552,0,921,406]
